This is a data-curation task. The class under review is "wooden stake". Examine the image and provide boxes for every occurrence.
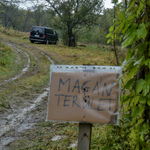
[78,123,92,150]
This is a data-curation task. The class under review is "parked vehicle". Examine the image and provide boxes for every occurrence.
[29,26,59,44]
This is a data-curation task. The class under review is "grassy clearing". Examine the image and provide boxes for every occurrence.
[0,25,126,66]
[0,26,127,150]
[29,44,115,66]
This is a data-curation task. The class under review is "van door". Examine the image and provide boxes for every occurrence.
[50,29,56,42]
[53,30,58,42]
[31,27,44,39]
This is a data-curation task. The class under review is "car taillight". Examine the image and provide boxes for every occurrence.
[29,33,31,36]
[43,35,45,38]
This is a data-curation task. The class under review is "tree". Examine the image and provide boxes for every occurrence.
[31,4,47,26]
[77,8,114,45]
[45,0,104,46]
[0,3,25,30]
[0,0,31,31]
[28,0,54,27]
[0,0,26,6]
[97,8,114,44]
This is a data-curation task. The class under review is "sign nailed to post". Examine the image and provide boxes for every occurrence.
[47,65,122,125]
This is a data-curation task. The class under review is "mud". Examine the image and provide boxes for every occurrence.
[0,41,54,149]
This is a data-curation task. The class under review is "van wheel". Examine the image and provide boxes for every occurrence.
[46,40,49,45]
[55,40,58,45]
[31,41,34,43]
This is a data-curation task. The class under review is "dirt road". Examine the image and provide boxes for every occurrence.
[0,41,54,149]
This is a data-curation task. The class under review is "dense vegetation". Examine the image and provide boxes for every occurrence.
[107,0,150,149]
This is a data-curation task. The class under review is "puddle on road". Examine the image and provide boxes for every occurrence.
[0,137,18,147]
[51,135,77,148]
[0,88,49,137]
[51,135,67,141]
[69,141,78,148]
[0,88,49,149]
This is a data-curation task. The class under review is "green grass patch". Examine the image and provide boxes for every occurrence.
[0,42,16,76]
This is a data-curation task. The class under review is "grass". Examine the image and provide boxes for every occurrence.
[0,25,126,66]
[34,44,115,66]
[9,121,106,150]
[0,26,127,150]
[0,40,51,110]
[0,43,17,78]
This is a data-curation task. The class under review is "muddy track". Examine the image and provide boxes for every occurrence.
[0,41,54,149]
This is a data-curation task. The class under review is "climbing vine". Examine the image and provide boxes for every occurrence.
[107,0,150,149]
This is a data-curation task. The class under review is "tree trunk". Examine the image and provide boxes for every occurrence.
[68,28,75,47]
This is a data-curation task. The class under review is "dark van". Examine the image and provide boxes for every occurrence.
[29,26,59,44]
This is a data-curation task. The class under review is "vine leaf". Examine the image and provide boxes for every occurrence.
[129,95,140,108]
[147,99,150,106]
[136,79,149,96]
[122,35,135,48]
[143,83,149,96]
[134,56,145,66]
[126,66,138,82]
[136,79,145,94]
[145,74,150,84]
[137,24,148,39]
[107,38,111,44]
[132,106,144,122]
[124,78,134,89]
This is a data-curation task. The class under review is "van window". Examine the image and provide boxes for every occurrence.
[31,27,44,34]
[45,29,50,34]
[49,29,53,34]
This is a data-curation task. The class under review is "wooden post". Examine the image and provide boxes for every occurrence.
[78,123,92,150]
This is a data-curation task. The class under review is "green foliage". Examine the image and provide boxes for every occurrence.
[107,0,150,149]
[78,8,114,45]
[46,0,103,46]
[0,3,53,32]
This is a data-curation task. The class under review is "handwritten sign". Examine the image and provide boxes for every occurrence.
[47,65,121,124]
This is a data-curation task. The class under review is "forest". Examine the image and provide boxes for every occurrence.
[0,0,114,46]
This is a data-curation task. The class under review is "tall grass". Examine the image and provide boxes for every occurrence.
[0,42,17,77]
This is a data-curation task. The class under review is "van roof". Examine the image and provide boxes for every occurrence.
[32,26,53,30]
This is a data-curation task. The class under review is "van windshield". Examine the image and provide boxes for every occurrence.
[31,27,44,34]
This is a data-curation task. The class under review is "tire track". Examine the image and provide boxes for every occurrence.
[18,46,37,61]
[0,43,30,86]
[22,44,55,64]
[0,41,54,149]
